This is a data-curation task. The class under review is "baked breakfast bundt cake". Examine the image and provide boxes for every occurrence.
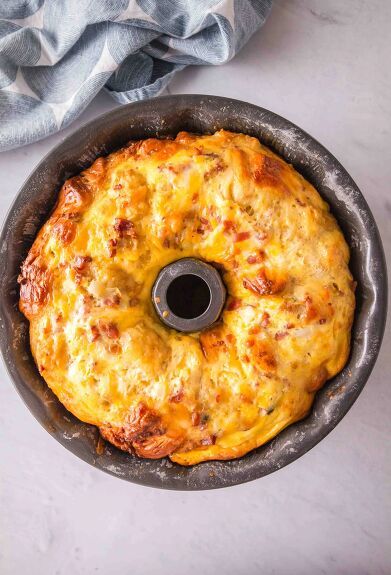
[19,130,355,465]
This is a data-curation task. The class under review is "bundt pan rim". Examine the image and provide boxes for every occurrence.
[0,95,387,490]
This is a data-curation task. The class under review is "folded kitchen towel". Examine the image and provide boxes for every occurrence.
[0,0,272,151]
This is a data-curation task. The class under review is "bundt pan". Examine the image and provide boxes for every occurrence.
[0,95,387,490]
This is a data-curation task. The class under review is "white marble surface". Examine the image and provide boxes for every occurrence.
[1,1,390,573]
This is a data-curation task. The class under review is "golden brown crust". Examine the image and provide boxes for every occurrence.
[58,176,93,214]
[18,252,51,317]
[100,403,184,458]
[19,130,355,465]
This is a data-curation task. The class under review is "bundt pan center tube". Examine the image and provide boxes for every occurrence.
[0,95,387,490]
[152,258,226,332]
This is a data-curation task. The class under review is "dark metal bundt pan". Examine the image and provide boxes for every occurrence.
[0,95,387,489]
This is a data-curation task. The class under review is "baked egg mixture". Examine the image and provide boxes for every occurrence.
[19,130,355,465]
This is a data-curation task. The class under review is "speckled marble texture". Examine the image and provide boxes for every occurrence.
[0,0,390,573]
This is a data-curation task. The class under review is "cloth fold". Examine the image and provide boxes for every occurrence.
[0,0,272,151]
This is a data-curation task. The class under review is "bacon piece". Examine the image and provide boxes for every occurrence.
[204,159,226,180]
[108,238,117,257]
[233,231,251,243]
[98,321,119,339]
[196,216,212,235]
[249,325,260,335]
[261,312,270,327]
[257,231,268,241]
[243,270,285,296]
[247,251,265,264]
[73,270,83,286]
[103,294,121,307]
[191,412,201,426]
[275,331,288,341]
[113,218,137,239]
[227,297,241,311]
[304,295,318,321]
[196,219,209,235]
[200,435,216,446]
[90,325,100,342]
[223,220,236,233]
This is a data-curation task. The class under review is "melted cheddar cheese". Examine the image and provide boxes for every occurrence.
[19,130,355,465]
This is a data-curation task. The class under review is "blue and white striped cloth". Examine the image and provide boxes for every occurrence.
[0,0,272,151]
